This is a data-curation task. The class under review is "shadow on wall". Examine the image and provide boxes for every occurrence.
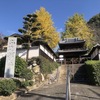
[71,64,88,84]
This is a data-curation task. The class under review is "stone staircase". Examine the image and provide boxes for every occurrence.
[58,65,67,84]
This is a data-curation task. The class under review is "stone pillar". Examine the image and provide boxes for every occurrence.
[4,37,17,78]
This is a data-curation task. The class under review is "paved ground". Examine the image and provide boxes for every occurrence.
[16,83,66,100]
[16,65,100,100]
[71,83,100,100]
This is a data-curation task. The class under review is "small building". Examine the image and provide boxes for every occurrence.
[0,37,57,62]
[88,44,100,60]
[58,38,87,63]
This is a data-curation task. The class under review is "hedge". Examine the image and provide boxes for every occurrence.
[29,56,59,74]
[0,79,16,96]
[0,56,33,80]
[85,60,100,86]
[0,79,33,96]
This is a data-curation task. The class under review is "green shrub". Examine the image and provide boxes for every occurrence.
[15,56,33,80]
[20,81,33,88]
[15,56,27,77]
[30,56,59,74]
[0,79,16,96]
[13,79,21,89]
[13,79,33,89]
[28,81,33,86]
[85,60,100,86]
[0,56,33,80]
[20,68,33,80]
[20,81,29,88]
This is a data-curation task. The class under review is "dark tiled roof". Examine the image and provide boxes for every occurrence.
[10,33,23,37]
[88,44,100,56]
[59,38,85,45]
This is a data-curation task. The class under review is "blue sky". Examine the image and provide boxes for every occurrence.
[0,0,100,36]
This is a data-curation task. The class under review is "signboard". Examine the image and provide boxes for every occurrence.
[59,58,64,61]
[4,37,17,78]
[59,55,64,58]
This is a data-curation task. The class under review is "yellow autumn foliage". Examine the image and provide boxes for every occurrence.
[35,7,59,48]
[63,13,94,49]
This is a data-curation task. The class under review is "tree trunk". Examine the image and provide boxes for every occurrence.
[26,41,30,63]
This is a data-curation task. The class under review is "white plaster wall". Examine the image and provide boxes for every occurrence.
[16,49,27,59]
[0,45,56,62]
[54,58,56,62]
[99,49,100,60]
[0,52,6,59]
[40,45,54,60]
[29,47,39,58]
[17,46,39,59]
[0,46,39,60]
[40,45,51,58]
[40,45,45,51]
[99,54,100,60]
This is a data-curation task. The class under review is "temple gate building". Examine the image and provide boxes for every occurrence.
[58,38,87,64]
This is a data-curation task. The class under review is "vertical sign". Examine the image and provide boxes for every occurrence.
[4,37,17,78]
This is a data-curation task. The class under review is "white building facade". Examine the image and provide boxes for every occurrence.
[0,43,57,62]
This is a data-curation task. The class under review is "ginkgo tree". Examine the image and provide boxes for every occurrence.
[19,7,59,49]
[35,7,59,48]
[62,13,94,50]
[18,7,59,61]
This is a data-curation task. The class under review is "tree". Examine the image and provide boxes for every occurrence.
[18,7,59,61]
[0,33,6,50]
[88,13,100,44]
[19,7,59,49]
[18,13,39,62]
[62,13,94,49]
[18,13,39,40]
[35,7,59,48]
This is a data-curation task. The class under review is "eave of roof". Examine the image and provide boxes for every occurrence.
[88,44,100,56]
[58,49,87,53]
[31,41,57,57]
[59,40,85,45]
[58,49,87,58]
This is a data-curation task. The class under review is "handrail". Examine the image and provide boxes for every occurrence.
[66,66,71,100]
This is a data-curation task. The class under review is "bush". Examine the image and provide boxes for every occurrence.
[30,56,59,74]
[13,79,21,89]
[15,56,27,77]
[0,79,16,96]
[28,81,33,86]
[13,79,33,89]
[20,81,29,88]
[20,81,33,88]
[20,68,33,80]
[0,56,33,80]
[85,60,100,86]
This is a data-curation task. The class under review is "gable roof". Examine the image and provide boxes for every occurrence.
[88,44,100,56]
[31,40,57,57]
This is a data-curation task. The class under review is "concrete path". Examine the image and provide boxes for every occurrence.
[16,83,100,100]
[71,83,100,100]
[16,83,66,100]
[16,65,100,100]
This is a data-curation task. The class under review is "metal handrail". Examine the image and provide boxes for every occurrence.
[66,66,71,100]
